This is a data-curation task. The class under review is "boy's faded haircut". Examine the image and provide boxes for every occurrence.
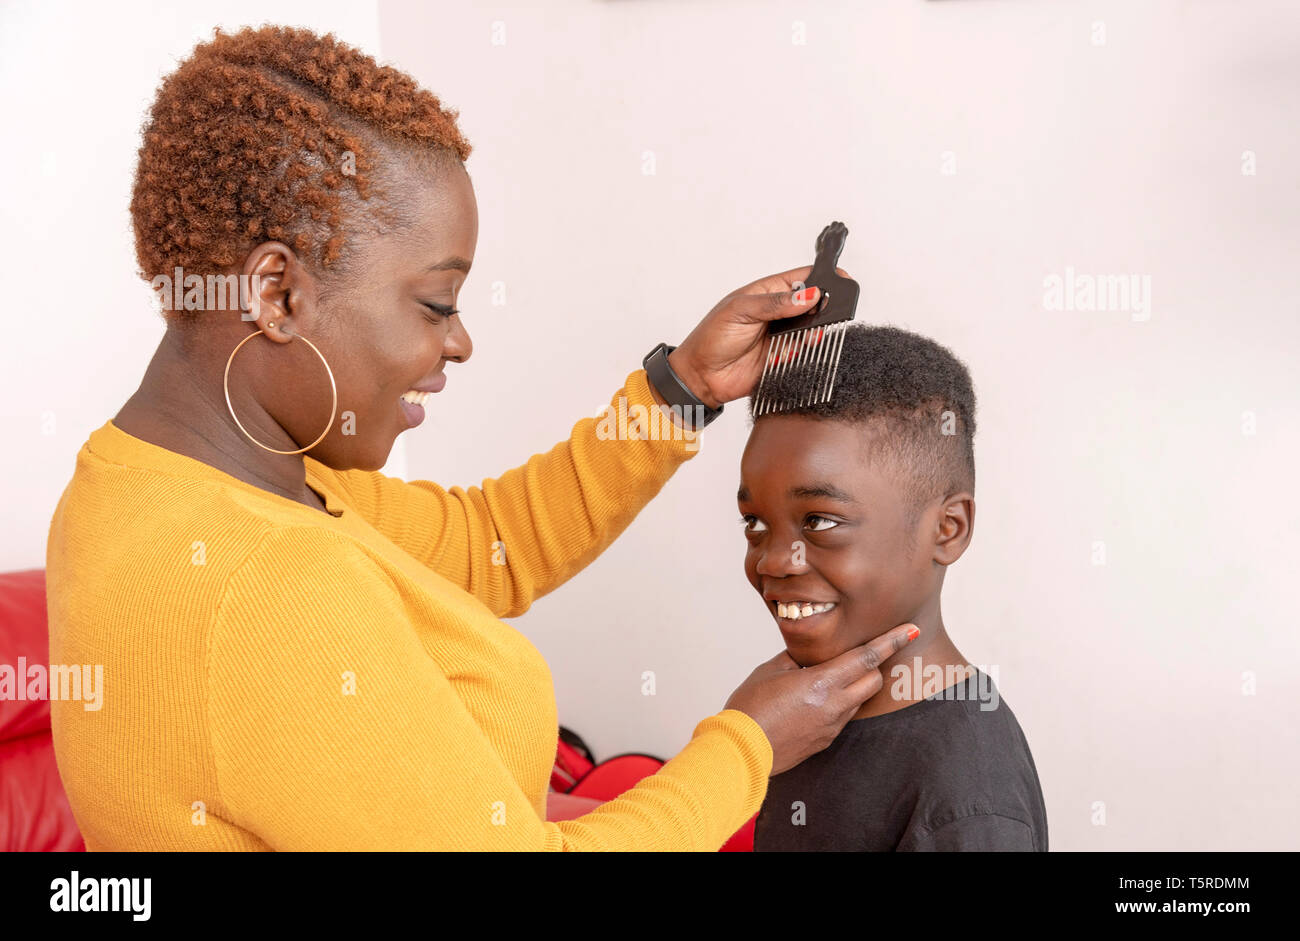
[746,324,977,522]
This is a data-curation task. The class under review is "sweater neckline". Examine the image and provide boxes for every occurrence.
[88,419,345,518]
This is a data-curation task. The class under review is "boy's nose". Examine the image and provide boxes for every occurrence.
[755,540,805,577]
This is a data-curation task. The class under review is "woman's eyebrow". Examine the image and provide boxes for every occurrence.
[736,483,858,505]
[426,256,472,273]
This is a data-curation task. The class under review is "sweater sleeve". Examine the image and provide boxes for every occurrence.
[311,368,701,619]
[207,527,772,851]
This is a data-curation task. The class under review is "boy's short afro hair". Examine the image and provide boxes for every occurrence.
[747,324,977,515]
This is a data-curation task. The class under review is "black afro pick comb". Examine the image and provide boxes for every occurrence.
[751,221,860,415]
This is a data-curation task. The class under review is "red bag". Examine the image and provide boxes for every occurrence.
[548,725,755,851]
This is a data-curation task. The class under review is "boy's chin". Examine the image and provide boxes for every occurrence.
[782,619,899,669]
[783,639,845,669]
[785,646,823,669]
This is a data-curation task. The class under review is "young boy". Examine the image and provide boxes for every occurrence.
[742,324,1047,851]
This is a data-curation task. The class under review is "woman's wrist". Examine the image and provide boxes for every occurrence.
[645,377,700,432]
[666,348,721,410]
[642,349,720,431]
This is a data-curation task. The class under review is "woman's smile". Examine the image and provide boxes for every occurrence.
[399,373,449,428]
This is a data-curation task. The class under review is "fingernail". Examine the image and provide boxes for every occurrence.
[906,626,920,641]
[793,286,819,304]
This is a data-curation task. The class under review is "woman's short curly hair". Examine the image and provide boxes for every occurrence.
[130,24,472,319]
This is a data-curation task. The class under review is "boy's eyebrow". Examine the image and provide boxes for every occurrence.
[737,483,859,505]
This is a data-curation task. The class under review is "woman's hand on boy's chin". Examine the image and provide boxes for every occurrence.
[724,621,919,776]
[670,264,850,411]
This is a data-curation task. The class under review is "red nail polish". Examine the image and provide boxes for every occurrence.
[794,286,819,304]
[907,626,920,641]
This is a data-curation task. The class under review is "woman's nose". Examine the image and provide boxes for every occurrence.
[443,314,473,363]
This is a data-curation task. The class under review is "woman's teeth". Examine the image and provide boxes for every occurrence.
[776,601,837,621]
[401,390,431,407]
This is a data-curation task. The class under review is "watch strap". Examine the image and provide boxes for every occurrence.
[641,343,724,430]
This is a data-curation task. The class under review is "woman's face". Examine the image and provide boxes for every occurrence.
[285,159,479,471]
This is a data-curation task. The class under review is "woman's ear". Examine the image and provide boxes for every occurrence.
[933,493,974,566]
[241,241,303,342]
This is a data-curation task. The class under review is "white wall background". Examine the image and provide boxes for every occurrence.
[3,0,1296,850]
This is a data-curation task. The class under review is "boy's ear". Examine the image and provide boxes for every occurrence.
[933,493,974,565]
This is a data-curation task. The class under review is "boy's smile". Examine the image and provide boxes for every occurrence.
[738,414,939,668]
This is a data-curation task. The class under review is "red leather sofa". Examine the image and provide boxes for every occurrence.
[0,569,84,851]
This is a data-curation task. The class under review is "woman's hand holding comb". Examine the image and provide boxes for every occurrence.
[667,265,850,410]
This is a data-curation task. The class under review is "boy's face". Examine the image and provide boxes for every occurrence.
[738,414,937,667]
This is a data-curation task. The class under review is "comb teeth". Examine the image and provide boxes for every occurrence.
[753,220,859,416]
[752,321,850,416]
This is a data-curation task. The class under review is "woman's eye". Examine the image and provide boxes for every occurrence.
[739,514,768,534]
[807,515,838,532]
[421,302,459,321]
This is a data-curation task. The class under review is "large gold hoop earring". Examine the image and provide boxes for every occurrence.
[224,327,338,455]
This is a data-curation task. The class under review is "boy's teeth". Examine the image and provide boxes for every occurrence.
[776,602,836,620]
[400,390,431,406]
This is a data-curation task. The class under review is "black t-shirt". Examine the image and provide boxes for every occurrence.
[754,668,1048,851]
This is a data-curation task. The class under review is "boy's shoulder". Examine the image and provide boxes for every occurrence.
[756,669,1048,851]
[857,668,1047,850]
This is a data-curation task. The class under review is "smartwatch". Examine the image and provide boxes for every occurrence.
[641,342,725,430]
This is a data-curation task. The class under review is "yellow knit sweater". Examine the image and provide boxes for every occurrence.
[45,367,772,850]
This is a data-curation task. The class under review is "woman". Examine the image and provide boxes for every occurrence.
[45,24,918,850]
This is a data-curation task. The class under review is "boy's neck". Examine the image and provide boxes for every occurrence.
[851,600,971,721]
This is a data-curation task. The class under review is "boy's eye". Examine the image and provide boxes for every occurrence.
[740,514,838,533]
